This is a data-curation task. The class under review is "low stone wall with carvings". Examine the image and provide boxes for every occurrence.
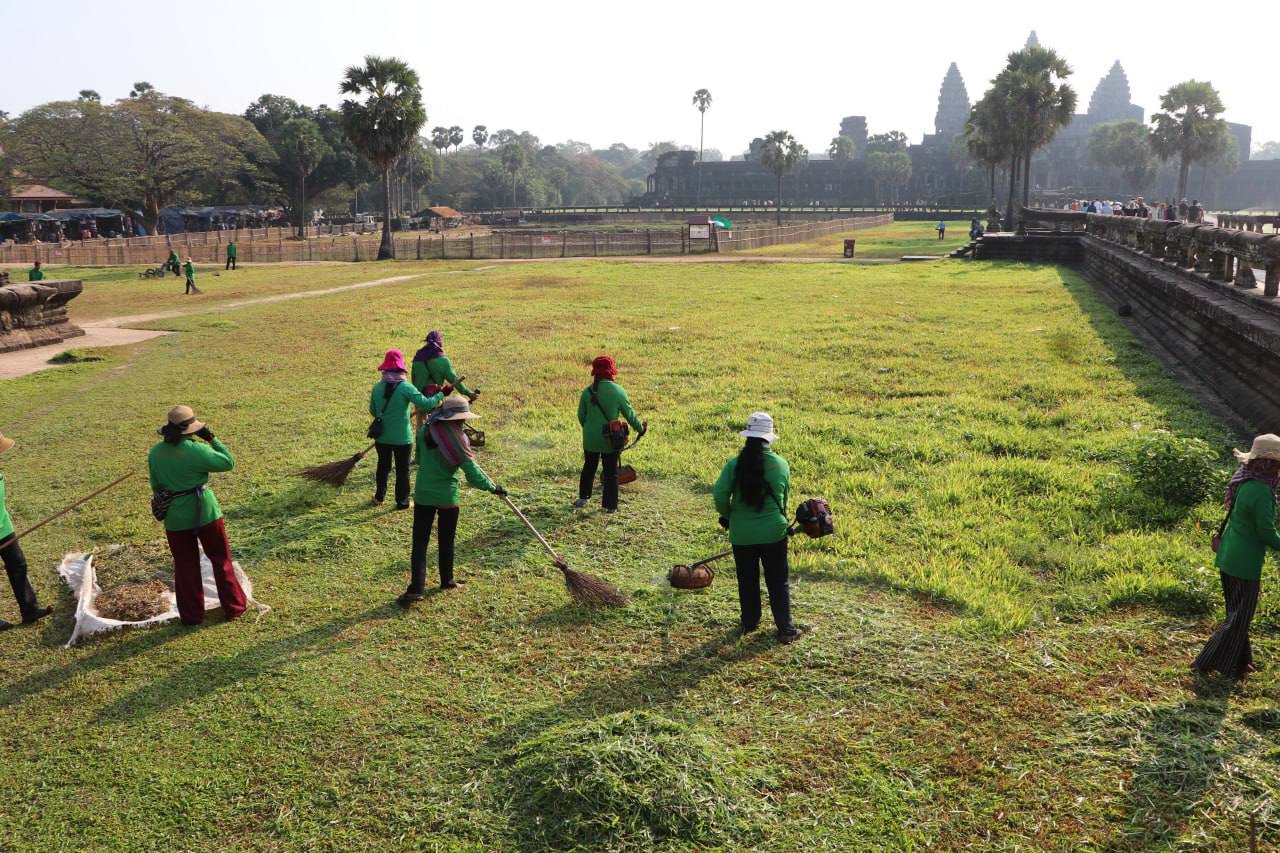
[0,277,85,354]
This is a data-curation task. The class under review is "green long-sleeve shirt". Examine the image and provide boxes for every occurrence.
[713,449,791,546]
[147,436,235,532]
[577,380,642,454]
[0,474,14,541]
[414,425,497,506]
[412,355,474,399]
[1217,479,1280,581]
[370,380,442,446]
[27,268,44,282]
[226,242,237,258]
[183,261,195,281]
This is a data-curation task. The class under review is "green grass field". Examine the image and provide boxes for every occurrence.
[0,256,1274,850]
[740,219,974,258]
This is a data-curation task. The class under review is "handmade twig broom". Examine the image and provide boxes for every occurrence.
[13,472,136,542]
[299,442,376,487]
[496,493,627,607]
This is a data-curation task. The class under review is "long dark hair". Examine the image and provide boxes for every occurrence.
[734,437,768,510]
[160,423,187,444]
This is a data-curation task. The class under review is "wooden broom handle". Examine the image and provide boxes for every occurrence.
[499,494,565,566]
[12,471,136,542]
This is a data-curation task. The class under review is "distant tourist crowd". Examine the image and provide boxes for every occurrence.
[1061,197,1205,223]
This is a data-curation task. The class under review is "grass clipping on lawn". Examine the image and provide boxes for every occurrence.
[505,710,767,849]
[94,581,170,622]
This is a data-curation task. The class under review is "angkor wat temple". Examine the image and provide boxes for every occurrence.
[641,33,1280,210]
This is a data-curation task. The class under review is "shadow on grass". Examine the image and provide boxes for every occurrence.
[93,603,398,723]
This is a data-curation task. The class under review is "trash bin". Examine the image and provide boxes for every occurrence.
[843,239,856,258]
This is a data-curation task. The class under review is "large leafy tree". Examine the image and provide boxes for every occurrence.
[691,88,712,207]
[963,96,1013,206]
[866,131,909,155]
[472,125,488,150]
[828,134,856,163]
[277,117,332,237]
[1088,120,1156,193]
[1150,80,1230,200]
[500,142,526,207]
[339,55,427,260]
[2,91,274,232]
[988,45,1076,225]
[759,130,806,223]
[866,151,913,204]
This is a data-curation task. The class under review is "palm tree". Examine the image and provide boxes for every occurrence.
[431,126,450,159]
[339,55,427,260]
[760,130,806,224]
[691,88,712,208]
[1150,80,1230,200]
[828,135,855,162]
[448,125,465,154]
[964,96,1012,211]
[472,125,488,151]
[500,142,525,207]
[989,46,1076,226]
[278,117,332,239]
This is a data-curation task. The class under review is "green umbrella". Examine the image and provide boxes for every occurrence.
[711,216,733,229]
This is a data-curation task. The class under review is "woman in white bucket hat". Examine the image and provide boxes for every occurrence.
[1195,434,1280,678]
[712,412,801,644]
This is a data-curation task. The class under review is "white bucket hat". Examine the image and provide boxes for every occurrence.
[429,393,481,422]
[1233,434,1280,464]
[740,411,778,443]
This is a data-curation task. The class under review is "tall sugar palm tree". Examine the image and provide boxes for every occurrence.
[1150,80,1229,200]
[339,55,427,260]
[692,88,712,208]
[448,125,465,153]
[760,130,806,224]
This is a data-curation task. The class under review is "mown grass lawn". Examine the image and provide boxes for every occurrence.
[740,219,974,258]
[0,257,1275,850]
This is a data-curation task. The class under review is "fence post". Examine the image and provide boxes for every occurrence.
[417,235,423,260]
[647,230,652,254]
[470,233,475,259]
[528,234,534,259]
[499,232,505,258]
[562,232,567,258]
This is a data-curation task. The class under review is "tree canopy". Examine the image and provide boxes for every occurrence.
[1150,80,1231,199]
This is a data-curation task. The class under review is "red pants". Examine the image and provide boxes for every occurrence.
[165,518,247,625]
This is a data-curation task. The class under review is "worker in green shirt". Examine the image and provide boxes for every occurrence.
[166,250,181,277]
[371,349,448,509]
[1196,434,1280,678]
[148,405,246,626]
[0,431,53,630]
[401,394,505,603]
[713,412,801,644]
[27,261,44,282]
[412,330,477,440]
[183,256,197,294]
[225,241,237,271]
[575,355,644,513]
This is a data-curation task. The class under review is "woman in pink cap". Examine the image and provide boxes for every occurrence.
[369,349,448,508]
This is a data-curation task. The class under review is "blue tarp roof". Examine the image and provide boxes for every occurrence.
[44,208,122,220]
[0,212,53,222]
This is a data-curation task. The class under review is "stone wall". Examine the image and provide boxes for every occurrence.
[0,279,84,354]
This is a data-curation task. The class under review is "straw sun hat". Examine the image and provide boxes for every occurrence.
[0,431,13,454]
[740,412,778,443]
[1233,434,1280,464]
[431,393,481,422]
[160,405,204,436]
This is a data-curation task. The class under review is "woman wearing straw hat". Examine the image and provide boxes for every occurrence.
[575,355,644,513]
[148,406,246,626]
[713,412,801,644]
[1195,434,1280,678]
[0,432,53,630]
[401,394,505,602]
[411,330,477,445]
[371,349,448,509]
[183,257,197,294]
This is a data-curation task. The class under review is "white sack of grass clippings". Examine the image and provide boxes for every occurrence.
[57,549,269,647]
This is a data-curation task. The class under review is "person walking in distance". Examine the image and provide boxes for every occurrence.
[148,406,246,625]
[0,432,53,629]
[183,257,198,294]
[225,240,237,271]
[1195,434,1280,678]
[714,412,802,644]
[575,355,644,513]
[401,394,505,603]
[936,220,946,241]
[370,349,447,509]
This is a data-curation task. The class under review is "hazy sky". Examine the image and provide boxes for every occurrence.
[6,1,1279,155]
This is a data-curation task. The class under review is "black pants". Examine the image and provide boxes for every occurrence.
[733,538,792,634]
[410,505,460,591]
[185,276,196,294]
[168,261,181,277]
[374,443,412,505]
[0,538,39,617]
[225,256,237,270]
[1195,571,1260,677]
[579,451,619,510]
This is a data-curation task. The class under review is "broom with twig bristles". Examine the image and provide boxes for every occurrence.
[299,442,375,487]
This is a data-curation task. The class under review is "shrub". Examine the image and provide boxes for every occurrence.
[1125,431,1220,508]
[505,710,766,850]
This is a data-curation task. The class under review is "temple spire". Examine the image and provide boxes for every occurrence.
[1025,30,1040,48]
[934,63,970,138]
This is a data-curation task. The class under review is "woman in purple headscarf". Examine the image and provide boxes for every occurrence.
[412,330,477,435]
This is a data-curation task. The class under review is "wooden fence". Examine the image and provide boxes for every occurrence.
[715,214,893,252]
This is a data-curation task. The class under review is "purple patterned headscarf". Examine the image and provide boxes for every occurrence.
[1225,463,1280,508]
[414,330,443,363]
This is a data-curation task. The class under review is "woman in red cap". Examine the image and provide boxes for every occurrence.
[575,355,644,513]
[370,349,447,509]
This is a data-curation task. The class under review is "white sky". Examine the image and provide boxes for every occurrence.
[6,0,1278,155]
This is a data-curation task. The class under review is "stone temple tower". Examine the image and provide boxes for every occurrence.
[1025,30,1041,48]
[1087,61,1144,124]
[934,62,970,138]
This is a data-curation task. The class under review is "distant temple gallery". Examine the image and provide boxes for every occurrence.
[642,32,1280,210]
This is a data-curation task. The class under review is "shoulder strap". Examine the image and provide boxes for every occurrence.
[378,382,398,415]
[590,383,611,420]
[761,478,785,515]
[1217,495,1239,539]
